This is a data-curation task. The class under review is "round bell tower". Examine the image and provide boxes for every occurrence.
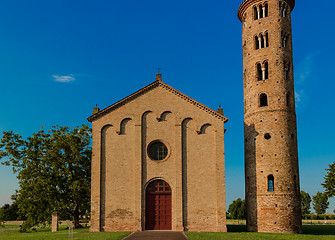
[238,0,302,233]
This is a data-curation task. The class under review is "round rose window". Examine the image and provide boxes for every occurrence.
[148,141,168,161]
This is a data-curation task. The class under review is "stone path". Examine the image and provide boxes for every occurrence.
[123,231,189,240]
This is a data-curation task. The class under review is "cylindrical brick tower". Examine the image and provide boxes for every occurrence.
[237,0,302,234]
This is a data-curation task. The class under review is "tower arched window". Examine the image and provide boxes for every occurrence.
[257,63,262,80]
[268,175,274,191]
[259,93,268,107]
[259,5,263,18]
[260,34,265,48]
[284,61,290,80]
[264,61,269,79]
[264,3,269,17]
[255,32,269,49]
[255,36,260,49]
[281,32,289,47]
[254,3,269,20]
[265,32,269,47]
[254,6,258,20]
[279,2,289,17]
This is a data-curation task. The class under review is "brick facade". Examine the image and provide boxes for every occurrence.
[238,0,302,234]
[88,76,228,232]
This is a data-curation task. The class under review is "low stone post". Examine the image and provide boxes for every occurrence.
[52,212,59,232]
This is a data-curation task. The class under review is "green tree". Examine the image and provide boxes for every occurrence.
[228,198,246,219]
[0,203,18,221]
[300,191,312,215]
[0,125,91,230]
[322,161,335,198]
[312,191,329,214]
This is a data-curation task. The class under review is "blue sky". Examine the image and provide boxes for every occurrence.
[0,0,334,213]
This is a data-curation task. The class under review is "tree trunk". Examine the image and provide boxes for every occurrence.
[73,214,80,228]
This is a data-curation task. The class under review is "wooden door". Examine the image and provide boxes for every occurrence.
[145,180,171,230]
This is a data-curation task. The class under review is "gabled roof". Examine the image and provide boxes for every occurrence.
[87,79,228,123]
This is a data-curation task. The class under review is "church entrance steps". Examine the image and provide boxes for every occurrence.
[123,231,189,240]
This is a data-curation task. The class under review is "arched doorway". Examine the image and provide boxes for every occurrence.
[145,180,172,230]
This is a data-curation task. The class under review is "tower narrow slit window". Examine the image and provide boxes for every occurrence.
[268,175,274,191]
[259,93,268,107]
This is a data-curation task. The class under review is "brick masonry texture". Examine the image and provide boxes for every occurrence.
[238,0,302,234]
[88,79,227,232]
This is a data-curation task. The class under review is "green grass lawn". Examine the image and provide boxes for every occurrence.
[1,224,335,239]
[186,225,335,240]
[0,226,131,240]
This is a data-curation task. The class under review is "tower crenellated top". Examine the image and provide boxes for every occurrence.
[237,0,295,22]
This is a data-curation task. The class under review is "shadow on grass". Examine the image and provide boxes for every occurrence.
[227,224,247,232]
[302,225,335,235]
[227,224,335,235]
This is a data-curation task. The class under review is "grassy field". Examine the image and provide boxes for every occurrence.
[186,225,335,240]
[0,224,335,239]
[0,226,130,240]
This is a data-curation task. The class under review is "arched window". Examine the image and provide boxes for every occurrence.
[255,36,260,49]
[264,3,269,17]
[280,2,288,17]
[268,175,274,191]
[257,63,262,80]
[254,6,258,20]
[259,5,263,18]
[284,61,290,80]
[260,93,268,107]
[281,32,289,47]
[260,34,265,48]
[279,2,283,17]
[283,5,287,17]
[265,32,269,47]
[264,61,269,79]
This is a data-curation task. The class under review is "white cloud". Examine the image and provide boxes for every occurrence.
[295,91,302,103]
[294,52,320,110]
[52,74,75,83]
[296,51,320,84]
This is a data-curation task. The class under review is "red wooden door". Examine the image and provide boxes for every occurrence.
[145,180,171,230]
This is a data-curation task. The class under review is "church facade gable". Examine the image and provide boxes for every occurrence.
[89,76,227,232]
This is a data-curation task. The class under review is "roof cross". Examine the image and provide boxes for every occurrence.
[156,65,161,74]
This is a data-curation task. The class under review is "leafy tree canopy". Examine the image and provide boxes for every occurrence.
[0,197,26,221]
[322,161,335,198]
[300,191,312,215]
[312,191,329,214]
[228,198,246,219]
[0,125,91,230]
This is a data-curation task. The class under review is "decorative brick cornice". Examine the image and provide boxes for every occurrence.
[237,0,295,22]
[87,80,228,123]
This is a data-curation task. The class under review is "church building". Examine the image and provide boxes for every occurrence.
[88,0,302,234]
[88,74,228,232]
